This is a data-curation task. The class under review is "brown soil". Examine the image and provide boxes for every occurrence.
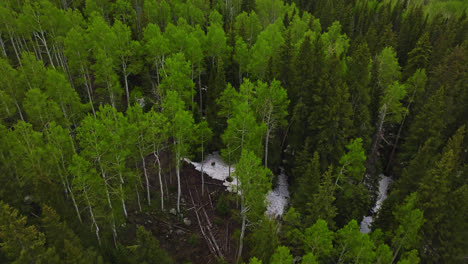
[127,152,239,264]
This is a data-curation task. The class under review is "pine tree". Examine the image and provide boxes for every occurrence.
[293,151,321,214]
[0,201,60,263]
[305,167,337,228]
[127,226,173,264]
[404,33,431,79]
[346,41,372,145]
[418,126,466,263]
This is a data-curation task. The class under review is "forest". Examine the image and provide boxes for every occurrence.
[0,0,467,263]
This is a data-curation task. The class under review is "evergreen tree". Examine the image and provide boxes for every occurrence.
[404,33,431,79]
[417,126,467,263]
[127,226,173,264]
[0,201,60,263]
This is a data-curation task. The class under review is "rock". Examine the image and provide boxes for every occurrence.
[183,217,191,226]
[175,229,184,235]
[169,208,177,215]
[24,195,32,204]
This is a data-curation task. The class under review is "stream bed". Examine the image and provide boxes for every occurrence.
[360,174,392,233]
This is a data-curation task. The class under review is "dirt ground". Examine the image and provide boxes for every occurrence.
[126,152,240,264]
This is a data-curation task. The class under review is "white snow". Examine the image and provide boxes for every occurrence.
[360,174,392,233]
[185,152,238,193]
[266,169,290,218]
[185,153,290,217]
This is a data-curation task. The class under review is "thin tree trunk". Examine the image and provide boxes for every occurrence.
[81,67,96,117]
[142,155,151,205]
[391,243,403,264]
[123,67,130,107]
[154,152,164,211]
[264,126,270,168]
[385,112,407,174]
[135,184,142,212]
[201,139,205,196]
[9,35,22,67]
[198,70,203,117]
[367,104,387,178]
[237,202,247,263]
[14,101,25,121]
[84,189,101,245]
[176,158,181,213]
[386,93,415,173]
[121,189,128,218]
[67,184,82,223]
[39,31,55,69]
[0,35,6,57]
[98,163,113,209]
[111,217,117,247]
[107,80,116,108]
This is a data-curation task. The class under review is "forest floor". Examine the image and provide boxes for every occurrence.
[126,152,240,264]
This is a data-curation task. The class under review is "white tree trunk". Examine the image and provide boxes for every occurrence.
[81,66,96,117]
[237,202,247,263]
[121,194,128,218]
[15,101,24,121]
[264,126,270,168]
[176,158,181,213]
[84,189,100,245]
[0,35,6,57]
[142,156,151,205]
[9,35,22,66]
[154,152,164,211]
[123,66,130,107]
[135,184,142,212]
[98,162,113,209]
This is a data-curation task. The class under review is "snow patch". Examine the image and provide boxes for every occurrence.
[185,152,238,193]
[360,174,392,233]
[266,169,290,218]
[186,153,290,217]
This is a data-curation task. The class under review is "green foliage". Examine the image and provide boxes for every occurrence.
[221,100,266,163]
[215,193,230,216]
[301,253,318,264]
[378,47,401,90]
[247,218,279,263]
[270,246,293,264]
[235,150,271,222]
[127,226,173,264]
[0,201,60,263]
[159,53,195,106]
[188,234,201,247]
[391,193,424,261]
[338,138,366,183]
[336,220,376,264]
[302,219,334,259]
[0,0,466,263]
